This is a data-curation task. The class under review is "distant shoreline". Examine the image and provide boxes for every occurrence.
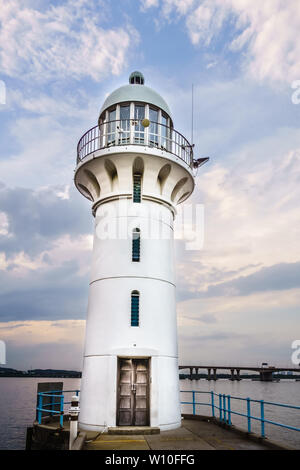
[1,367,299,380]
[0,367,81,378]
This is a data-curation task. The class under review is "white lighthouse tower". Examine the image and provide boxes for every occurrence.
[75,72,205,431]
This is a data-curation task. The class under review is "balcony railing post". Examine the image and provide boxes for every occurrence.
[51,391,54,415]
[192,391,196,416]
[247,398,251,433]
[60,394,64,428]
[223,394,227,423]
[227,395,231,426]
[219,394,222,422]
[211,391,215,418]
[260,400,265,438]
[38,393,42,424]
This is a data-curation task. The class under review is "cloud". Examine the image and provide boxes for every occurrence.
[0,184,93,322]
[0,260,90,322]
[141,0,300,84]
[0,320,85,369]
[177,289,300,366]
[182,313,218,324]
[174,141,300,299]
[140,0,159,10]
[205,262,300,298]
[0,0,139,82]
[0,184,92,256]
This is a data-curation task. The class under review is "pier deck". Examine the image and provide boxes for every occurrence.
[82,418,272,451]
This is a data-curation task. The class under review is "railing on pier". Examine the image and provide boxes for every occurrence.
[77,120,194,168]
[36,388,300,441]
[36,389,80,427]
[181,390,300,440]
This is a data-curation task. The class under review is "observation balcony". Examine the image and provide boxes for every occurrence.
[77,119,194,169]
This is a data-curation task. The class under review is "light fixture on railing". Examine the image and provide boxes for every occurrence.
[141,118,150,128]
[193,157,210,168]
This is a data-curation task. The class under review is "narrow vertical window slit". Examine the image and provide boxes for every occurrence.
[131,291,140,327]
[132,228,141,262]
[133,174,141,203]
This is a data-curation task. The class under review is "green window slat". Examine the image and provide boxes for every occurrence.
[131,293,139,327]
[132,228,141,262]
[133,175,141,203]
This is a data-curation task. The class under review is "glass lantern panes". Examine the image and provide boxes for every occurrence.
[107,108,116,145]
[119,105,130,144]
[149,108,159,147]
[161,114,168,150]
[134,105,145,144]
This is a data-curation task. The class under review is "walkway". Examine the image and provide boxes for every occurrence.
[83,418,269,451]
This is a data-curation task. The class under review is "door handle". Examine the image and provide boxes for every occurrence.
[132,383,136,393]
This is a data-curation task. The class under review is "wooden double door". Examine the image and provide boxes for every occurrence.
[117,358,150,426]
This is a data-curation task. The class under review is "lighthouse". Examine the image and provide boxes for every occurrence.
[75,72,205,431]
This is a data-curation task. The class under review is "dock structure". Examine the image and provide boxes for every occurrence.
[82,418,272,451]
[26,414,294,451]
[28,386,300,450]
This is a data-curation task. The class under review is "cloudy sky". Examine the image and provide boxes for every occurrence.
[0,0,299,370]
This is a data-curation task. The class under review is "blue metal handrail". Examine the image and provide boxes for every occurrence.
[180,390,300,439]
[37,389,80,427]
[36,388,300,440]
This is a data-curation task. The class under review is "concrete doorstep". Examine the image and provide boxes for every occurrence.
[108,426,160,435]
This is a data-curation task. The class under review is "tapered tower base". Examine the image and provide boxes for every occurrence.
[78,355,181,432]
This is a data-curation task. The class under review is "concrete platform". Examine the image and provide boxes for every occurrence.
[83,418,270,451]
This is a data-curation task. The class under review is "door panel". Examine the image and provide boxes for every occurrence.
[117,358,149,426]
[134,360,148,426]
[118,359,133,426]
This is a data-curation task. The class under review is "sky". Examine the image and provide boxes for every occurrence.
[0,0,299,370]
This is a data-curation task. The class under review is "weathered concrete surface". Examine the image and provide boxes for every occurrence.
[83,418,269,451]
[85,434,151,451]
[27,415,294,450]
[181,419,265,450]
[72,432,87,450]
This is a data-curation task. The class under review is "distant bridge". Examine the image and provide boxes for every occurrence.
[179,365,300,382]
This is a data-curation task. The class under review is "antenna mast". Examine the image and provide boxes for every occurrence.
[191,83,194,145]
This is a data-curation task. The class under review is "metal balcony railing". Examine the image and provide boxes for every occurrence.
[36,388,300,443]
[181,390,300,440]
[77,119,194,168]
[37,389,80,427]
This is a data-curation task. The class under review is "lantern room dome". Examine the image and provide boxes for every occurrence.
[129,71,145,85]
[99,72,172,119]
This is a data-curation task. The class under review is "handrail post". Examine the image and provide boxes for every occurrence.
[247,398,251,433]
[260,400,265,438]
[223,394,227,423]
[219,394,223,422]
[211,391,215,418]
[38,393,42,424]
[227,395,231,426]
[60,394,64,428]
[69,395,80,450]
[51,391,54,416]
[192,391,196,416]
